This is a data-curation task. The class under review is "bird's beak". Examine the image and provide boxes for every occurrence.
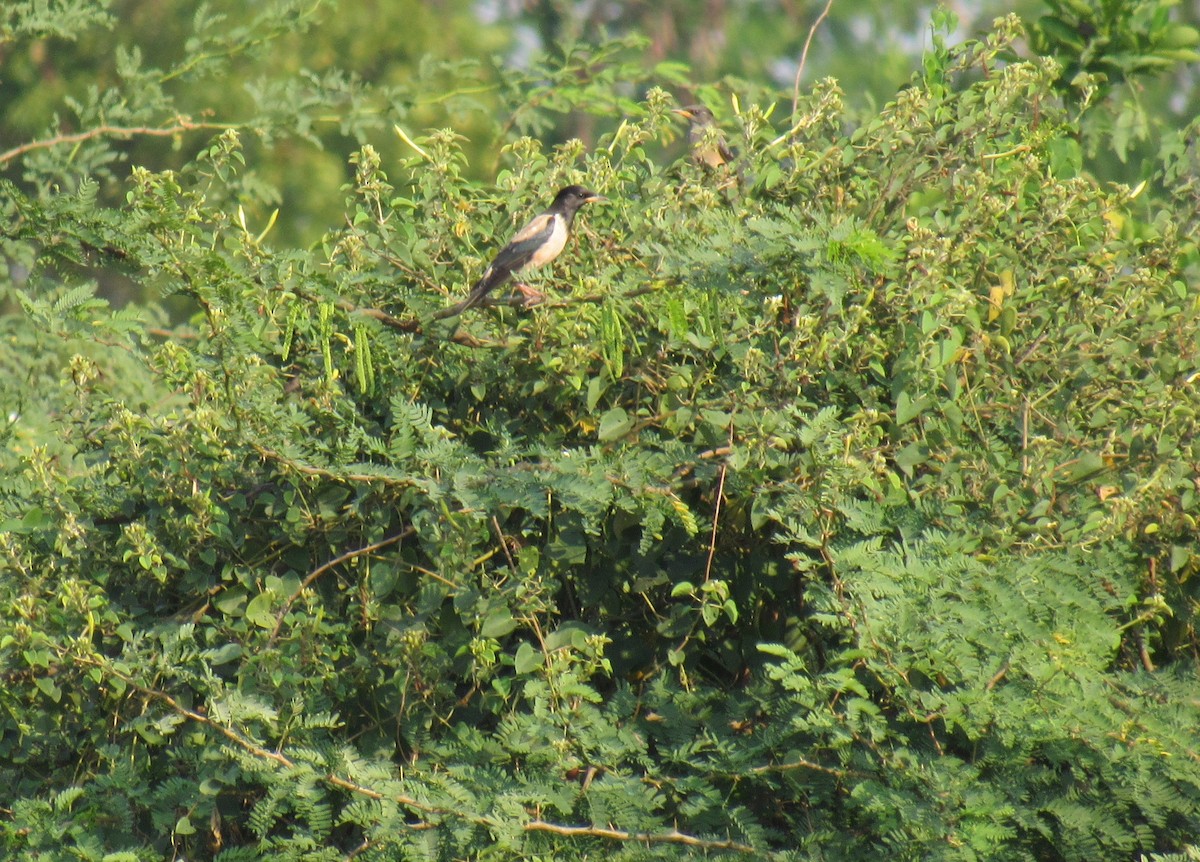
[585,193,608,204]
[671,108,694,120]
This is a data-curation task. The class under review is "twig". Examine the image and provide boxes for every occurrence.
[0,118,230,166]
[792,0,835,115]
[750,756,845,778]
[349,304,489,346]
[703,461,728,584]
[702,423,736,583]
[430,292,523,321]
[268,528,415,643]
[327,284,662,344]
[671,446,733,483]
[403,562,460,591]
[982,144,1032,161]
[1138,632,1156,672]
[1013,330,1050,367]
[343,838,375,861]
[524,820,756,853]
[145,327,198,340]
[430,283,664,321]
[1020,397,1030,476]
[491,515,518,574]
[253,444,424,487]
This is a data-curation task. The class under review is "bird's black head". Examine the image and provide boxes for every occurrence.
[551,185,605,213]
[672,104,716,126]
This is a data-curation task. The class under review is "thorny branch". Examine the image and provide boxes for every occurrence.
[75,652,761,855]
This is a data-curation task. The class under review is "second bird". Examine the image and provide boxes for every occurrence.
[453,185,606,314]
[673,105,736,170]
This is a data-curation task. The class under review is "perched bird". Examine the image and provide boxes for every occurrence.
[448,185,605,316]
[672,104,737,170]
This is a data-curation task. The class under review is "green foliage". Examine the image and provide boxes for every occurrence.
[3,3,1200,861]
[1030,0,1200,162]
[1032,0,1200,86]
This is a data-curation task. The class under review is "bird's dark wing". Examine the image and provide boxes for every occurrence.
[488,212,556,274]
[454,212,557,312]
[689,128,738,168]
[717,138,737,165]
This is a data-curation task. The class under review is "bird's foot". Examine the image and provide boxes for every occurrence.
[512,282,548,306]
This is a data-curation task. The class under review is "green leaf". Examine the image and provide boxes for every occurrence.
[480,608,517,638]
[514,642,541,674]
[1066,451,1106,482]
[757,643,794,659]
[896,390,929,425]
[895,442,930,472]
[35,676,62,702]
[204,643,244,666]
[214,587,247,616]
[544,622,593,651]
[597,406,634,441]
[245,592,276,629]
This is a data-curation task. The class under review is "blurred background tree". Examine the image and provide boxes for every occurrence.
[4,0,1196,261]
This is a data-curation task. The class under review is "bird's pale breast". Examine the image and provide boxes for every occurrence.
[524,216,568,269]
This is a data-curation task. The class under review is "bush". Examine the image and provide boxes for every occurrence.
[3,6,1200,861]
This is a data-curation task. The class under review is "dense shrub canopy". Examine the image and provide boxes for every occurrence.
[3,3,1200,861]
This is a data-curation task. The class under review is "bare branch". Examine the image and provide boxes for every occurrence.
[986,661,1010,691]
[703,422,736,583]
[792,0,835,115]
[0,118,232,166]
[750,756,845,777]
[253,444,425,487]
[268,528,415,644]
[524,820,756,853]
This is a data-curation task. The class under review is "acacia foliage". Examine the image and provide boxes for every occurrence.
[3,7,1200,862]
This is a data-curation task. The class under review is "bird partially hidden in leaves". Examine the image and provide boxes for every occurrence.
[440,185,606,318]
[672,104,737,170]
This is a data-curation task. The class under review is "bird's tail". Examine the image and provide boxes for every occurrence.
[432,266,506,320]
[462,269,498,309]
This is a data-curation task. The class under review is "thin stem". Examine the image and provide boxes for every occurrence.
[792,0,835,115]
[0,119,233,166]
[268,528,415,643]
